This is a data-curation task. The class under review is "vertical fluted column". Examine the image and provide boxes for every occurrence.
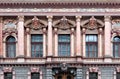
[71,28,75,56]
[82,28,86,57]
[43,28,47,57]
[0,17,3,57]
[47,16,53,57]
[98,28,103,57]
[104,16,112,57]
[54,28,58,56]
[76,16,82,56]
[18,16,24,57]
[26,28,30,57]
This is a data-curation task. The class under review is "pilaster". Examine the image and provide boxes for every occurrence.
[104,16,112,62]
[17,16,25,62]
[0,17,3,57]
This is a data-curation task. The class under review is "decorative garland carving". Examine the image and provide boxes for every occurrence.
[53,16,75,30]
[81,16,104,30]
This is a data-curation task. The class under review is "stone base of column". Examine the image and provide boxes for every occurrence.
[46,56,53,62]
[76,56,82,62]
[17,55,25,62]
[104,55,112,63]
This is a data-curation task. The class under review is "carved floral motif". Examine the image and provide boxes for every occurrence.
[31,67,39,72]
[89,67,99,72]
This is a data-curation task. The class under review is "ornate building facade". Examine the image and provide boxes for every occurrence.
[0,0,120,79]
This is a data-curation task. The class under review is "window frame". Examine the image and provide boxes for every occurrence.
[4,72,12,79]
[86,34,98,58]
[31,34,43,58]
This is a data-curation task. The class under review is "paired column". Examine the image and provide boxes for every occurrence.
[17,16,25,57]
[0,17,3,57]
[47,16,53,57]
[98,28,103,57]
[82,28,86,57]
[76,16,82,56]
[104,16,112,57]
[71,28,75,56]
[43,28,47,57]
[26,28,30,57]
[54,28,58,56]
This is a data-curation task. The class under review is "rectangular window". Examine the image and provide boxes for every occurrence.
[89,72,98,79]
[31,73,39,79]
[4,72,12,79]
[117,72,120,79]
[58,34,70,56]
[86,35,98,57]
[31,34,43,57]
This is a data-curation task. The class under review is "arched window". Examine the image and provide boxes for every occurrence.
[6,36,16,57]
[113,36,120,58]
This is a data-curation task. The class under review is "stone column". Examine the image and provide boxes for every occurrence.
[86,71,89,79]
[82,28,86,57]
[113,71,116,79]
[47,16,53,57]
[76,16,82,56]
[71,28,75,56]
[40,71,43,79]
[104,16,112,62]
[54,28,58,56]
[0,70,3,79]
[26,28,30,57]
[13,71,15,79]
[43,28,47,57]
[98,71,101,79]
[17,16,25,62]
[0,17,3,57]
[98,28,103,57]
[28,71,31,79]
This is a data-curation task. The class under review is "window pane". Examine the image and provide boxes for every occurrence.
[113,36,120,58]
[58,34,70,56]
[117,72,120,79]
[31,34,43,57]
[6,36,16,58]
[4,72,12,79]
[86,35,98,57]
[89,72,98,79]
[31,73,39,79]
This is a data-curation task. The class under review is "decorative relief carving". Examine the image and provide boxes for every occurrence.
[3,67,12,72]
[89,67,99,72]
[116,67,120,72]
[81,16,104,30]
[53,16,75,30]
[111,29,120,35]
[25,16,47,30]
[2,19,17,37]
[31,67,39,72]
[112,19,120,27]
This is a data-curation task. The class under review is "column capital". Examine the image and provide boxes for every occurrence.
[18,16,24,21]
[76,16,82,22]
[47,16,53,22]
[0,17,3,23]
[104,16,111,22]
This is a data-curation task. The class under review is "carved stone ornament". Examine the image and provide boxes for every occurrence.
[89,67,99,72]
[60,63,68,71]
[3,19,17,30]
[3,67,12,72]
[112,19,120,27]
[116,67,120,72]
[25,16,47,30]
[111,29,120,35]
[53,16,75,30]
[81,16,104,30]
[31,67,39,72]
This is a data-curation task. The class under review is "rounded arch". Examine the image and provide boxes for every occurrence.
[3,34,17,43]
[111,33,120,42]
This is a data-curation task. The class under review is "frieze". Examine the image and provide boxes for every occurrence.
[1,8,120,13]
